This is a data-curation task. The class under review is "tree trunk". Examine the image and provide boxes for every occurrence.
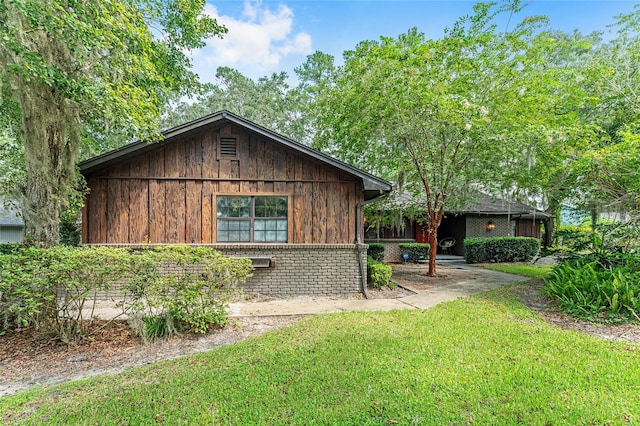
[426,205,445,277]
[4,7,81,248]
[13,81,80,248]
[20,168,66,247]
[544,199,561,248]
[427,228,438,277]
[590,208,599,230]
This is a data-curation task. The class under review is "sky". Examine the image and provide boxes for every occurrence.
[191,0,639,83]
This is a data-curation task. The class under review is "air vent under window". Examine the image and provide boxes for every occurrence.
[219,137,237,158]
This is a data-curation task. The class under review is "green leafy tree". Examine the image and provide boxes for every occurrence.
[292,51,337,145]
[572,8,640,223]
[315,2,571,275]
[0,0,225,246]
[163,66,309,141]
[485,29,604,244]
[163,52,337,146]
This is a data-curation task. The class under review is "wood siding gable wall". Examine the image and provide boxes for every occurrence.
[82,123,363,245]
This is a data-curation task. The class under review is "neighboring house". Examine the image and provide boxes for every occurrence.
[366,192,551,260]
[79,110,392,296]
[0,201,24,244]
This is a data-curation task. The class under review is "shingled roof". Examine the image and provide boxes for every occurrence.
[0,202,23,226]
[450,192,551,218]
[385,191,551,219]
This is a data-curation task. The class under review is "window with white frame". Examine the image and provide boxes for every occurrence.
[216,195,288,242]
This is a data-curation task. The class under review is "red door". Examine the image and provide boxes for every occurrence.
[415,223,428,243]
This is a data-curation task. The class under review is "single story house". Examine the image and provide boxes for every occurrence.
[0,201,23,244]
[365,192,551,260]
[79,110,392,296]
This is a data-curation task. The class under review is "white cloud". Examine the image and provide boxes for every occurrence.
[194,1,313,81]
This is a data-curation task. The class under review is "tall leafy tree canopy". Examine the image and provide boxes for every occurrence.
[313,2,580,275]
[162,66,308,141]
[0,0,225,246]
[162,52,338,146]
[569,8,640,223]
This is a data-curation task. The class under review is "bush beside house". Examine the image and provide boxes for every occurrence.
[367,243,385,262]
[367,256,393,288]
[398,243,430,262]
[464,237,539,263]
[0,246,252,342]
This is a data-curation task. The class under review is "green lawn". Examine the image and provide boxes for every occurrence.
[484,263,553,279]
[2,285,639,425]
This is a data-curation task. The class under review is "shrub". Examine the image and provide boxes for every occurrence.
[544,254,640,323]
[367,243,385,262]
[122,246,252,338]
[0,245,253,342]
[0,246,132,342]
[464,237,539,264]
[544,227,640,323]
[0,243,22,255]
[367,256,394,288]
[398,243,430,263]
[553,224,591,253]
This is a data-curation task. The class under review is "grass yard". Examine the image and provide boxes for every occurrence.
[2,285,639,425]
[484,264,553,279]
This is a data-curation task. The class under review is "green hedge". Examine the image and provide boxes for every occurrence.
[464,237,539,264]
[0,246,252,342]
[0,243,22,255]
[367,243,385,262]
[367,256,393,288]
[398,243,430,263]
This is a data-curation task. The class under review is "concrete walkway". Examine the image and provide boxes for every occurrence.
[227,259,529,317]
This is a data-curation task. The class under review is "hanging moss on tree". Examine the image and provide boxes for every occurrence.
[0,0,226,246]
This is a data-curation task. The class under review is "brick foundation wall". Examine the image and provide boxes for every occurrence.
[216,244,365,297]
[82,244,366,299]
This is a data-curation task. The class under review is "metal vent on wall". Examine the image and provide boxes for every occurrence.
[219,137,237,158]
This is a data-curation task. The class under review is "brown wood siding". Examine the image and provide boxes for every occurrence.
[82,125,363,244]
[516,219,542,239]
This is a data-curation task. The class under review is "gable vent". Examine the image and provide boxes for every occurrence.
[219,137,237,158]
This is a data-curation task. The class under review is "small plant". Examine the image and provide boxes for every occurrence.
[367,256,394,288]
[144,314,179,341]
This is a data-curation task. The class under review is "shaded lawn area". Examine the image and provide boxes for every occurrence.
[2,285,639,425]
[484,264,554,279]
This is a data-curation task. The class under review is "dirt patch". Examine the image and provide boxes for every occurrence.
[0,316,301,397]
[390,263,487,292]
